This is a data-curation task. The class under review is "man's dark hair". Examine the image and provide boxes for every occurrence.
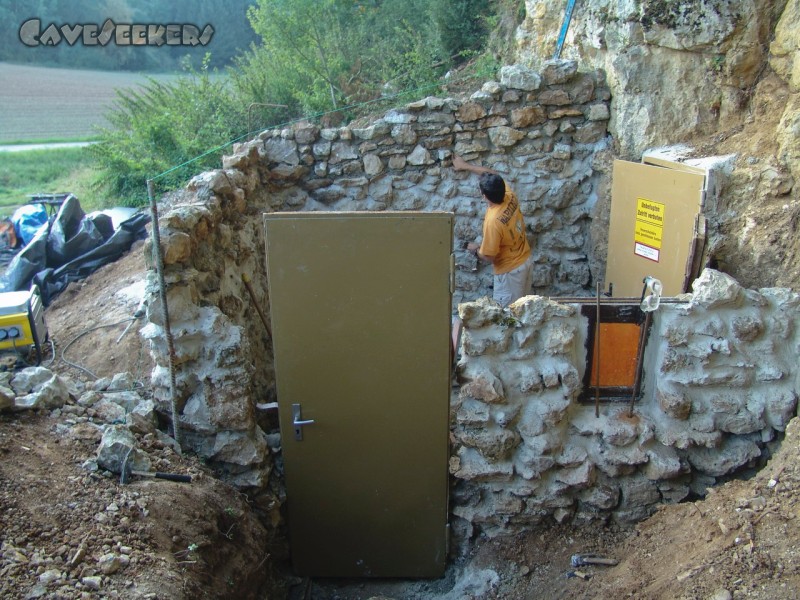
[479,173,506,204]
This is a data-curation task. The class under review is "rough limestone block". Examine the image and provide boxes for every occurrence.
[686,337,731,359]
[226,464,272,489]
[578,483,620,510]
[518,395,570,438]
[540,363,563,388]
[510,105,547,128]
[596,443,648,478]
[492,405,520,427]
[508,295,576,326]
[10,366,56,395]
[126,400,158,434]
[554,460,594,490]
[458,298,506,328]
[756,361,785,381]
[761,287,800,311]
[764,388,799,431]
[92,400,127,424]
[662,320,691,347]
[96,425,151,474]
[14,375,71,411]
[461,327,513,356]
[731,313,765,341]
[499,65,542,91]
[459,366,505,404]
[487,491,525,516]
[709,392,745,414]
[569,408,639,447]
[618,475,661,508]
[690,269,743,309]
[212,428,268,467]
[457,427,521,461]
[456,398,490,426]
[686,436,762,477]
[644,444,683,480]
[716,410,765,435]
[542,321,577,355]
[657,381,692,420]
[681,365,749,387]
[488,126,525,147]
[657,480,691,504]
[518,366,545,393]
[654,424,722,450]
[514,443,556,480]
[451,446,513,481]
[556,444,589,468]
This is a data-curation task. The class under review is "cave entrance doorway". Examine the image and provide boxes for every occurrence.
[264,212,454,578]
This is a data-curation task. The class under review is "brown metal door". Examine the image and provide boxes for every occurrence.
[264,212,453,578]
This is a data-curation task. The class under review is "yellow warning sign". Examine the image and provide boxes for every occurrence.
[634,221,662,247]
[636,198,665,229]
[634,197,665,261]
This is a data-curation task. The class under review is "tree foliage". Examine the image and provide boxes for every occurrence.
[243,0,493,116]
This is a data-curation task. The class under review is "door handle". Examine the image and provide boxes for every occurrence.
[292,403,315,441]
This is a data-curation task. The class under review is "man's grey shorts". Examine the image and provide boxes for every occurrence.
[493,256,534,307]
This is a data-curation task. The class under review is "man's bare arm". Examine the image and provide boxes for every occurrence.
[452,154,498,175]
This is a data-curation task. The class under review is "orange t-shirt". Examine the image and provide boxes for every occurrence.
[479,189,531,275]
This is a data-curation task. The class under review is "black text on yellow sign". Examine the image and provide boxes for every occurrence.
[634,197,665,262]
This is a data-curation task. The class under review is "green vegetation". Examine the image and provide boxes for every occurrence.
[91,0,504,203]
[89,58,244,205]
[0,147,100,217]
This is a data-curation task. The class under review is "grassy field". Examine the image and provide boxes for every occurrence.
[0,62,177,143]
[0,147,102,217]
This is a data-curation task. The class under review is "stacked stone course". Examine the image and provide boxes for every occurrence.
[451,269,800,535]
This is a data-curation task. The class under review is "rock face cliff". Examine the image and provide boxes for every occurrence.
[515,0,800,290]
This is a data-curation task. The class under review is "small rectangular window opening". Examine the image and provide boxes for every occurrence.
[578,303,652,403]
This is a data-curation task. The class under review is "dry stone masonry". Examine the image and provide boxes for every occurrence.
[143,61,611,497]
[140,61,800,536]
[450,269,800,536]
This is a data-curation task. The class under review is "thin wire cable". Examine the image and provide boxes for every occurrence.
[60,317,137,379]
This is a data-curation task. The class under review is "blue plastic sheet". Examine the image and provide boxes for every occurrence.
[11,204,48,246]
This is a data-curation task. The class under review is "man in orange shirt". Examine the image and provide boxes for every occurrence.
[453,154,534,307]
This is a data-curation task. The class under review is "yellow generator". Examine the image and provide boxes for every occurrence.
[0,286,48,364]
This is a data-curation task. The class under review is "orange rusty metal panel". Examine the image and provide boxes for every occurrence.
[589,322,641,387]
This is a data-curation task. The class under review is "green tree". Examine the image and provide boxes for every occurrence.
[430,0,494,63]
[246,0,362,114]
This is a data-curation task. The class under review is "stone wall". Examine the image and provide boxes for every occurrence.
[142,59,799,536]
[142,61,611,490]
[450,269,799,536]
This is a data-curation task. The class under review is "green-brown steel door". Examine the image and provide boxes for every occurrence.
[264,212,453,578]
